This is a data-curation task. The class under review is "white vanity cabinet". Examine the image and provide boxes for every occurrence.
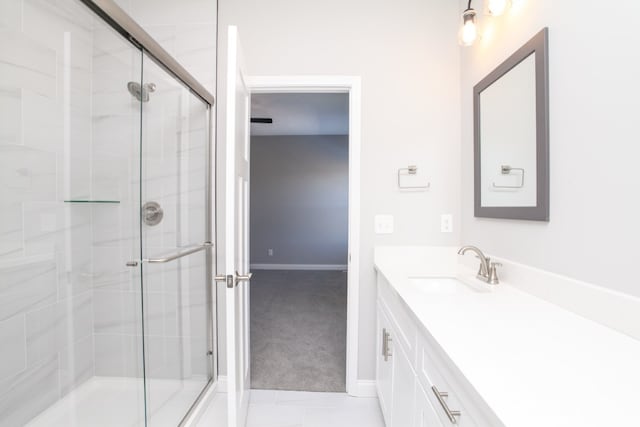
[414,382,445,427]
[376,301,418,427]
[376,273,502,427]
[375,303,394,420]
[374,246,640,427]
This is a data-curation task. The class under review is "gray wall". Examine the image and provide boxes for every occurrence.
[250,135,349,266]
[217,0,461,380]
[460,0,640,298]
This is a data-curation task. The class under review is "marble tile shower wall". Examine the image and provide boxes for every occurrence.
[97,0,216,382]
[1,0,215,422]
[113,0,217,95]
[89,20,145,380]
[0,0,98,424]
[89,34,212,384]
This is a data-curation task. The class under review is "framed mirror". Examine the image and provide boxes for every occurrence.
[474,28,549,221]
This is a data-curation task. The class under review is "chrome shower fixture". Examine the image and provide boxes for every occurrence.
[127,81,156,102]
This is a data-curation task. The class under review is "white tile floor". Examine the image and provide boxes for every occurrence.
[196,390,385,427]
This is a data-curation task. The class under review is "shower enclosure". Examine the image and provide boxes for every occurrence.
[0,0,215,425]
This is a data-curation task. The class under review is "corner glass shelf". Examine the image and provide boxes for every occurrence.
[64,200,120,204]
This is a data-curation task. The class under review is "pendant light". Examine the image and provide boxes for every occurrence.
[487,0,508,16]
[459,1,478,46]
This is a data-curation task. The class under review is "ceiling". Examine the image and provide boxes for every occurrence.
[251,93,349,136]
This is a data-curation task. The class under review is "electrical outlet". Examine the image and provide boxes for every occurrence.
[441,214,453,233]
[268,248,273,256]
[375,215,394,234]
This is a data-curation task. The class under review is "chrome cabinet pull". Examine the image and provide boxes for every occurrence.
[431,385,461,424]
[382,328,392,361]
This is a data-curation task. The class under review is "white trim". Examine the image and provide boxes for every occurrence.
[353,380,378,398]
[247,75,362,397]
[216,375,228,393]
[250,263,347,271]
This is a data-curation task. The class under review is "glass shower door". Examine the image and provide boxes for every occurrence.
[0,0,214,426]
[139,53,213,426]
[0,0,148,425]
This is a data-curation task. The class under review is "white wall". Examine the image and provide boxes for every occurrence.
[250,135,349,267]
[217,0,462,381]
[460,0,640,297]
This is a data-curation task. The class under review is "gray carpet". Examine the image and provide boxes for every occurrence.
[250,270,347,392]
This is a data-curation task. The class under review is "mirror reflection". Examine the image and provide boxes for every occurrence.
[480,53,537,207]
[474,28,549,221]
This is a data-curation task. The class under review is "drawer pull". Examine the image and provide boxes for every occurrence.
[432,385,461,424]
[382,328,393,361]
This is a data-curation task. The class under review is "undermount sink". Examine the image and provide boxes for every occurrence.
[407,277,490,294]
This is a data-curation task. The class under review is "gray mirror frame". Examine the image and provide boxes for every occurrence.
[474,27,550,221]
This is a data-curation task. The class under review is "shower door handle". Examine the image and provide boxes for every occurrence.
[144,242,212,264]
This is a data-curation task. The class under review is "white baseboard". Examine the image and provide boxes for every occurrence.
[350,380,377,397]
[250,263,348,271]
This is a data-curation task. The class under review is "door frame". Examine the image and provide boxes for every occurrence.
[246,75,362,396]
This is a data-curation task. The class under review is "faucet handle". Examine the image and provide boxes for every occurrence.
[475,256,490,276]
[488,262,502,285]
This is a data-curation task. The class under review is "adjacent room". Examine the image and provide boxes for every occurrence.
[249,93,350,392]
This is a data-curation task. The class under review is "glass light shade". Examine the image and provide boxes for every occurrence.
[488,0,509,16]
[459,9,478,46]
[510,0,526,12]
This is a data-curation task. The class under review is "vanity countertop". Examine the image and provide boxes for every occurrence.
[374,247,640,427]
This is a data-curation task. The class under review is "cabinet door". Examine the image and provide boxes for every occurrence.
[391,343,416,427]
[414,382,445,427]
[376,303,393,424]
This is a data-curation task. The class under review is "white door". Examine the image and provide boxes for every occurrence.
[224,25,252,427]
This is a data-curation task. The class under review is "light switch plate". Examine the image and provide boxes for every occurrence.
[375,215,394,234]
[441,214,453,233]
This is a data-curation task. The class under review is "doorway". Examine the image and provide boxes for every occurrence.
[249,93,349,391]
[219,29,364,425]
[246,77,362,395]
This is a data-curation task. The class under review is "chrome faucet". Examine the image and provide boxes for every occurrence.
[457,245,501,285]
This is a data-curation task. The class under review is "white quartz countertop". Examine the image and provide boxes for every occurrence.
[374,248,640,427]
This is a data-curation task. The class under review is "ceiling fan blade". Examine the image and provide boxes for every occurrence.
[250,117,273,123]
